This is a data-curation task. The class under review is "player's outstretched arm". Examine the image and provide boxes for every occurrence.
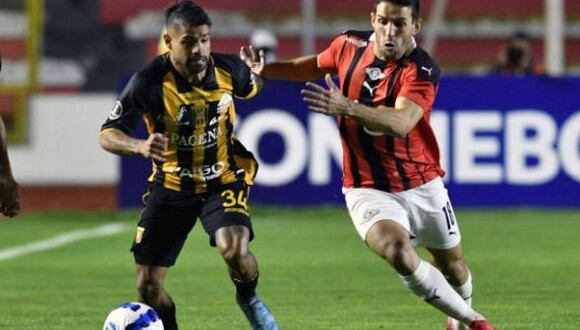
[99,128,168,162]
[240,46,330,82]
[0,116,20,218]
[263,55,329,81]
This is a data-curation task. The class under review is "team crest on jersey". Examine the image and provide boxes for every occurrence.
[365,67,385,81]
[217,93,233,113]
[108,101,123,120]
[193,106,208,126]
[177,105,192,126]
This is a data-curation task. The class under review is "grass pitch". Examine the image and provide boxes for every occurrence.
[0,207,578,329]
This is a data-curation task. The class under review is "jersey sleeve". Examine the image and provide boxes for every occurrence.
[100,72,150,134]
[398,65,438,114]
[216,55,259,100]
[317,35,347,71]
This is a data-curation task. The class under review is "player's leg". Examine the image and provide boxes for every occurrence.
[405,178,494,330]
[136,265,178,330]
[344,186,485,326]
[365,220,482,324]
[214,225,259,301]
[131,185,199,330]
[428,245,472,330]
[200,181,278,330]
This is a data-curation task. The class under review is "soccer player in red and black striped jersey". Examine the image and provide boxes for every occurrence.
[243,1,494,329]
[0,55,20,218]
[99,2,277,329]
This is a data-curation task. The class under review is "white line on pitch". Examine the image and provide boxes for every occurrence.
[0,223,129,262]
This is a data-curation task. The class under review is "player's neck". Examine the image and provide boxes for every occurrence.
[169,57,207,85]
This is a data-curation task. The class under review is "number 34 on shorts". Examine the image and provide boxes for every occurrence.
[220,186,249,216]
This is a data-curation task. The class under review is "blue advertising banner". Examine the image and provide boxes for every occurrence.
[119,76,580,208]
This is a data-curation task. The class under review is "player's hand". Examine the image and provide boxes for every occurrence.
[139,133,168,162]
[240,45,265,75]
[0,175,20,218]
[301,74,352,116]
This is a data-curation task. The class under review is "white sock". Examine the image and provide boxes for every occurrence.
[400,261,482,324]
[452,271,473,330]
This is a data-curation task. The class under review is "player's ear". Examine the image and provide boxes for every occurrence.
[163,33,172,50]
[370,11,376,27]
[412,17,422,36]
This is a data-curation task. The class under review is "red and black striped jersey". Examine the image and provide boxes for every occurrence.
[318,30,445,192]
[101,53,259,194]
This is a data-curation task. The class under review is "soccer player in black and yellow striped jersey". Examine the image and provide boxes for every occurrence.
[99,2,278,329]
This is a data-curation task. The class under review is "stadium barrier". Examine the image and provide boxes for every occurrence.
[120,76,580,208]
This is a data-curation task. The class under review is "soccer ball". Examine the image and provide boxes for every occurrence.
[103,302,164,330]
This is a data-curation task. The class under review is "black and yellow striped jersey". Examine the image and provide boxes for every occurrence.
[101,52,259,194]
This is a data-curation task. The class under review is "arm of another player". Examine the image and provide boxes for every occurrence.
[99,128,168,162]
[302,74,424,138]
[0,116,20,218]
[240,46,331,82]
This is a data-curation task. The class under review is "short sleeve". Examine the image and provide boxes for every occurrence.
[219,55,259,100]
[101,72,150,134]
[398,66,437,114]
[317,35,347,71]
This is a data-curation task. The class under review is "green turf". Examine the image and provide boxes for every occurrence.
[0,207,579,329]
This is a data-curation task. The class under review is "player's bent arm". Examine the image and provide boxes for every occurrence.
[348,96,424,138]
[100,128,168,162]
[263,55,332,81]
[99,128,144,156]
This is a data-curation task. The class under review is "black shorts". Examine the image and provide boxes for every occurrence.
[131,181,254,267]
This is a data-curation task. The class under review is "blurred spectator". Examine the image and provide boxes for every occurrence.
[492,31,544,75]
[250,29,278,63]
[0,56,21,218]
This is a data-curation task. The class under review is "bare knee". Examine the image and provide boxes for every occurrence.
[217,240,246,264]
[366,221,419,275]
[380,239,418,274]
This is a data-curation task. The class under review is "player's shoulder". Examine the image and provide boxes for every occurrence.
[341,29,374,40]
[406,47,441,83]
[337,30,374,46]
[133,53,170,86]
[137,53,170,80]
[212,53,246,74]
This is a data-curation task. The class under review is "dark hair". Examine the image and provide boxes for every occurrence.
[165,1,211,29]
[373,0,420,19]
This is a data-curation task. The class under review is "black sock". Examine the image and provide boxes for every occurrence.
[233,272,259,304]
[157,303,178,330]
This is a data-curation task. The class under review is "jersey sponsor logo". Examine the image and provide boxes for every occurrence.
[177,105,192,125]
[420,66,433,76]
[346,36,368,48]
[208,116,218,126]
[217,93,233,113]
[169,162,225,181]
[362,81,380,97]
[170,127,223,149]
[108,101,123,120]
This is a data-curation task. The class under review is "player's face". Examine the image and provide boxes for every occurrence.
[165,24,211,78]
[371,2,421,60]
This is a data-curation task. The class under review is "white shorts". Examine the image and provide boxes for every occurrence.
[343,177,461,250]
